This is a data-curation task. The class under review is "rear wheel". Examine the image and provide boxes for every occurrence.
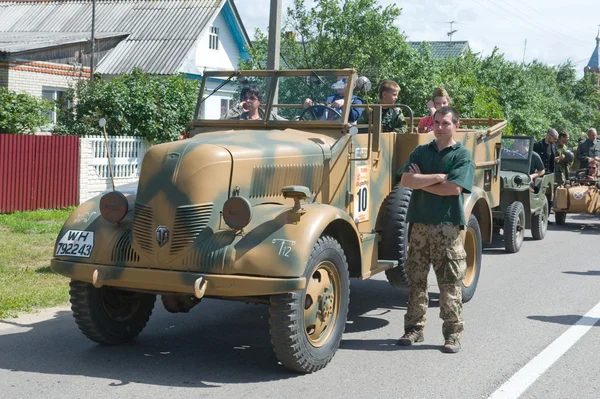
[531,196,549,240]
[461,214,482,303]
[503,201,525,253]
[269,236,350,373]
[555,211,567,225]
[69,281,156,345]
[380,183,412,288]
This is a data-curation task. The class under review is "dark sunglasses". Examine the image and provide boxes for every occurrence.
[242,96,258,101]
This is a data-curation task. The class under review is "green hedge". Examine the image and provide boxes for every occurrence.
[0,88,52,134]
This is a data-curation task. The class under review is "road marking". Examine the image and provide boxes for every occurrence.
[489,300,600,399]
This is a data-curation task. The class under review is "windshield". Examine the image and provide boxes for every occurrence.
[500,136,533,174]
[194,70,358,125]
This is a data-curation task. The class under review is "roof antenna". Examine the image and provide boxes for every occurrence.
[447,21,458,41]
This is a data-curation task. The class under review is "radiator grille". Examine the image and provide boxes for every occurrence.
[170,204,213,255]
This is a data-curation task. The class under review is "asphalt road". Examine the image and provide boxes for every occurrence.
[1,214,599,399]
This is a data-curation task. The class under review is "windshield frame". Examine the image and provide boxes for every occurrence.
[500,135,535,174]
[192,69,357,130]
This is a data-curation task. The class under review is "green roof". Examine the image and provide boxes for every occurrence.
[407,41,470,58]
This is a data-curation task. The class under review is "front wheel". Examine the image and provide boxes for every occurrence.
[269,236,350,373]
[531,196,549,240]
[461,214,482,303]
[69,281,156,345]
[504,201,525,253]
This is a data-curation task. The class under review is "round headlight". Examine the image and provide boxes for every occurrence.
[222,196,252,230]
[100,191,128,224]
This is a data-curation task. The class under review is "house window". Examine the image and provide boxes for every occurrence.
[209,26,219,50]
[42,88,65,124]
[220,98,230,118]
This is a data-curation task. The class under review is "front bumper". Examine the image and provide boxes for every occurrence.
[51,259,306,297]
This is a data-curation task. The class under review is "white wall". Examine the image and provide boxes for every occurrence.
[79,136,151,204]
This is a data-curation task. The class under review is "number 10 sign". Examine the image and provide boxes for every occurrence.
[353,148,370,223]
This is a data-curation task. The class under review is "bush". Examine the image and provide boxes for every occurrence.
[0,88,52,134]
[56,68,200,143]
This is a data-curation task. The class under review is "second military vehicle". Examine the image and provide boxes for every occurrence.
[50,69,504,373]
[491,136,553,253]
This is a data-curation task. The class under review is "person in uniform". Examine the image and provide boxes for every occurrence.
[576,128,600,170]
[554,132,572,187]
[396,105,475,354]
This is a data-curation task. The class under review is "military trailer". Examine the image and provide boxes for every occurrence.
[491,136,553,253]
[51,69,504,373]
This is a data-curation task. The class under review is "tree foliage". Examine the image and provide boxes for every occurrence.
[0,88,52,134]
[56,68,199,143]
[244,0,600,141]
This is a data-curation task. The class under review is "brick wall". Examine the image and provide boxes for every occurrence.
[2,60,89,96]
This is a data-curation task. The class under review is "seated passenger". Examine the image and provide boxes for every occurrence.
[584,158,600,188]
[225,85,285,120]
[359,79,407,133]
[418,87,451,133]
[303,73,364,123]
[529,151,546,193]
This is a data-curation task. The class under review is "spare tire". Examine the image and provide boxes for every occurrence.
[380,183,412,288]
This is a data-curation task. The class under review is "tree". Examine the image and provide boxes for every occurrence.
[56,68,199,143]
[0,88,52,134]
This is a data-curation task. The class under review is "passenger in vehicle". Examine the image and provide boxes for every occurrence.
[224,85,286,120]
[576,128,600,170]
[303,72,364,123]
[584,158,600,188]
[418,87,451,133]
[359,80,407,133]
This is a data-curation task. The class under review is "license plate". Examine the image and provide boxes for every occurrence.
[55,230,94,258]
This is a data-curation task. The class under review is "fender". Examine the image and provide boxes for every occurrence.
[226,202,362,278]
[463,186,493,244]
[53,186,138,265]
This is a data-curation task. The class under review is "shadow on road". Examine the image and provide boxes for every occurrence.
[563,270,600,276]
[0,277,426,387]
[340,339,443,352]
[527,314,600,326]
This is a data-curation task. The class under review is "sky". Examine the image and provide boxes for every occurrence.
[234,0,600,77]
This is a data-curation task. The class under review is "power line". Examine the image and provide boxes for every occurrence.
[484,0,588,50]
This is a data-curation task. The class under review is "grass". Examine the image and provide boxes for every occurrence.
[0,207,75,318]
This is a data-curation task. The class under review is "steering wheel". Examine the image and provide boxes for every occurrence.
[298,105,342,121]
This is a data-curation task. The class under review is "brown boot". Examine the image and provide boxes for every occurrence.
[398,329,424,346]
[442,338,461,353]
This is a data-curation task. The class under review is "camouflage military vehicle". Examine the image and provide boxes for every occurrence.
[491,136,553,253]
[553,168,600,225]
[51,69,503,373]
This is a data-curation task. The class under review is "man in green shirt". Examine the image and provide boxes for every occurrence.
[396,105,475,354]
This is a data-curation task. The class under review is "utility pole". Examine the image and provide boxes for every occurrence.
[267,0,282,106]
[522,38,527,63]
[90,0,96,82]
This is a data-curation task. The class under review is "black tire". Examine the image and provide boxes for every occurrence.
[69,280,156,345]
[380,183,412,288]
[555,211,567,225]
[269,236,350,373]
[503,201,525,253]
[461,214,482,303]
[531,196,549,240]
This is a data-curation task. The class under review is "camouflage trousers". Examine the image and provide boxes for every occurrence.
[404,223,467,340]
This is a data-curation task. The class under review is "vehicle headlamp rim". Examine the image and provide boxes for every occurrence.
[99,191,129,224]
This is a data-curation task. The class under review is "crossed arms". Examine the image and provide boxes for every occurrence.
[400,163,462,196]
